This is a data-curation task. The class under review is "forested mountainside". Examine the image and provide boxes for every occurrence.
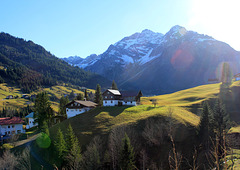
[0,32,110,92]
[64,25,240,95]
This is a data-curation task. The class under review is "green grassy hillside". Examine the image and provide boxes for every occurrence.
[0,83,95,113]
[50,105,200,146]
[50,81,240,145]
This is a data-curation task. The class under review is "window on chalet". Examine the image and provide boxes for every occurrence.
[111,96,113,99]
[71,104,73,106]
[12,125,14,128]
[17,130,21,134]
[108,92,110,94]
[131,101,132,103]
[67,109,69,112]
[8,126,10,128]
[105,101,107,103]
[111,101,113,103]
[105,96,107,99]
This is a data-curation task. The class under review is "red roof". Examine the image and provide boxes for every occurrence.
[234,73,240,78]
[0,117,24,125]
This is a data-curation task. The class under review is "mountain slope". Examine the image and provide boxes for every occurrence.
[64,25,240,95]
[0,32,110,92]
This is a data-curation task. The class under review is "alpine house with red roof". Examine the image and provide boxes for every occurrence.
[0,117,24,136]
[102,89,143,106]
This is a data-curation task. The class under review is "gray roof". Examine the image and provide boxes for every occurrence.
[66,100,98,108]
[25,112,34,118]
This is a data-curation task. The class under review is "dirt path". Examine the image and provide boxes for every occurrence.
[13,133,40,147]
[13,134,54,169]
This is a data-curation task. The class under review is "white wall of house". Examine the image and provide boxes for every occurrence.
[103,100,136,106]
[0,124,23,136]
[66,107,91,118]
[103,100,119,106]
[26,118,38,129]
[123,101,136,106]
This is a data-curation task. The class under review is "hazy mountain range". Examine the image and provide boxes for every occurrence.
[63,25,240,95]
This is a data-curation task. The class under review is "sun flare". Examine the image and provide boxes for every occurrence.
[188,0,240,51]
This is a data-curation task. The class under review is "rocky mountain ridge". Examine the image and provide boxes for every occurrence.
[63,25,240,94]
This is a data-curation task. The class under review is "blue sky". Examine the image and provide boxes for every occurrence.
[1,0,240,58]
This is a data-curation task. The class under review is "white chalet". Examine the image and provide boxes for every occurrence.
[66,100,98,118]
[0,117,24,136]
[25,112,38,129]
[102,89,142,106]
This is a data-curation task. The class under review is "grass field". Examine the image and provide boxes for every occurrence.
[0,83,95,112]
[141,83,220,107]
[228,125,240,133]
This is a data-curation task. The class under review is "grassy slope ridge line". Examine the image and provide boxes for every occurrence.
[50,105,200,146]
[141,83,220,106]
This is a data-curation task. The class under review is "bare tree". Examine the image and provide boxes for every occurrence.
[151,99,158,107]
[82,136,103,170]
[0,150,18,170]
[108,125,139,170]
[139,149,149,170]
[142,118,165,146]
[185,147,199,170]
[18,146,31,170]
[9,134,19,147]
[167,107,182,170]
[168,135,182,170]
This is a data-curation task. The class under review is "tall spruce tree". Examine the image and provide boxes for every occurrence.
[198,101,212,150]
[76,93,84,100]
[212,99,230,158]
[221,62,232,84]
[119,133,135,170]
[111,80,118,90]
[94,84,103,106]
[34,91,53,128]
[42,121,50,136]
[59,96,69,117]
[65,124,82,169]
[55,128,67,158]
[84,89,89,101]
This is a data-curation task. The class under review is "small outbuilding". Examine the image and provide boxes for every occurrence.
[234,73,240,81]
[25,112,38,129]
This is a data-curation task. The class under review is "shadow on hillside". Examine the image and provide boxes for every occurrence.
[146,106,157,111]
[107,106,132,117]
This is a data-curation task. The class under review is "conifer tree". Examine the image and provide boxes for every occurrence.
[119,133,135,170]
[111,80,118,90]
[42,121,50,136]
[198,101,212,150]
[34,91,53,128]
[59,96,69,117]
[94,84,103,106]
[55,128,67,158]
[84,89,89,101]
[76,93,84,100]
[69,90,75,101]
[65,124,82,169]
[212,99,230,158]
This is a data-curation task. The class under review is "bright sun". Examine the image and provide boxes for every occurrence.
[188,0,240,51]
